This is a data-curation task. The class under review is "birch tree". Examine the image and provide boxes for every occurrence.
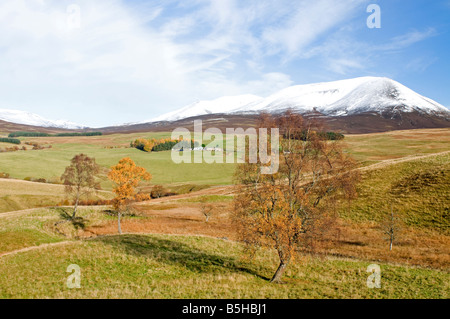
[232,111,360,283]
[61,154,100,219]
[108,157,152,234]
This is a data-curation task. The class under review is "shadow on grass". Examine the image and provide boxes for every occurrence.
[94,234,271,281]
[51,207,87,230]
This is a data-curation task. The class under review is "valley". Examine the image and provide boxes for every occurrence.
[0,127,448,298]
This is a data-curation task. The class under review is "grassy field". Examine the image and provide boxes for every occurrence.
[0,179,113,214]
[344,128,450,166]
[0,128,448,190]
[0,232,447,299]
[0,181,448,299]
[0,140,236,189]
[0,128,447,214]
[0,128,448,299]
[339,152,449,234]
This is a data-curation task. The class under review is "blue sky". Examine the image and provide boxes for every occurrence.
[0,0,449,127]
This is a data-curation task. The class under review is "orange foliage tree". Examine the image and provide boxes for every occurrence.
[232,111,360,283]
[108,157,152,234]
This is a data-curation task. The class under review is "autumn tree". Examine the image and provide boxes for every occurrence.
[61,154,100,219]
[151,185,166,199]
[108,157,152,234]
[232,111,360,283]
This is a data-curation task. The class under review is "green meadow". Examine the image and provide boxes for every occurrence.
[0,128,448,299]
[0,140,237,188]
[0,128,448,189]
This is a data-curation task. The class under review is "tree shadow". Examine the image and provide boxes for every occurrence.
[339,240,367,247]
[51,207,87,230]
[93,234,271,281]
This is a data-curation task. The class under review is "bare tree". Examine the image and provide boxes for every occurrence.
[381,206,402,251]
[61,154,100,219]
[232,111,360,283]
[151,185,166,199]
[200,202,214,222]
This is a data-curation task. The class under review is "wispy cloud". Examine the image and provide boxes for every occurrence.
[0,0,444,125]
[405,57,438,73]
[378,28,437,51]
[261,0,365,61]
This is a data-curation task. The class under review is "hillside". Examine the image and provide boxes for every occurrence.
[143,77,450,123]
[232,77,448,117]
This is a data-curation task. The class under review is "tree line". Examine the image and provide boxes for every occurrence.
[131,138,199,152]
[283,130,344,141]
[0,138,21,144]
[8,131,102,138]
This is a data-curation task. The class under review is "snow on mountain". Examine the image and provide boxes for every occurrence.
[149,77,449,123]
[235,77,449,116]
[148,94,263,122]
[0,109,86,129]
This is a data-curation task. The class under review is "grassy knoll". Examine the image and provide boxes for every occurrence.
[339,152,449,234]
[344,128,450,166]
[0,208,66,254]
[0,233,448,299]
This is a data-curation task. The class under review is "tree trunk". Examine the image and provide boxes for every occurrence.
[118,212,122,235]
[270,260,290,283]
[389,239,393,251]
[72,196,79,219]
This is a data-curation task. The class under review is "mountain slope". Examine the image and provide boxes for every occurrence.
[150,77,449,122]
[0,109,85,129]
[148,94,262,122]
[236,77,448,116]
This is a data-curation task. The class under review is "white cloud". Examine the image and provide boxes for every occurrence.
[327,58,365,75]
[261,0,365,60]
[2,0,417,126]
[0,0,299,126]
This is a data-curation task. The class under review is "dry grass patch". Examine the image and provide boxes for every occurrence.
[319,220,450,271]
[83,202,234,240]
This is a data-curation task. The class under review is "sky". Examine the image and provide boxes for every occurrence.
[0,0,449,127]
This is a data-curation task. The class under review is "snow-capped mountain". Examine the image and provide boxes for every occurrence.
[148,94,263,122]
[234,77,448,116]
[149,77,449,122]
[0,109,86,129]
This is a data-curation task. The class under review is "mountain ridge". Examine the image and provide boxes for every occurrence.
[0,108,86,130]
[147,77,449,122]
[0,77,448,133]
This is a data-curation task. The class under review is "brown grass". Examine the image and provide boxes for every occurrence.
[83,202,236,241]
[321,220,450,270]
[71,198,450,271]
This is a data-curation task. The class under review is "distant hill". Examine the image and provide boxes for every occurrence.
[1,76,448,134]
[144,76,450,122]
[0,109,85,130]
